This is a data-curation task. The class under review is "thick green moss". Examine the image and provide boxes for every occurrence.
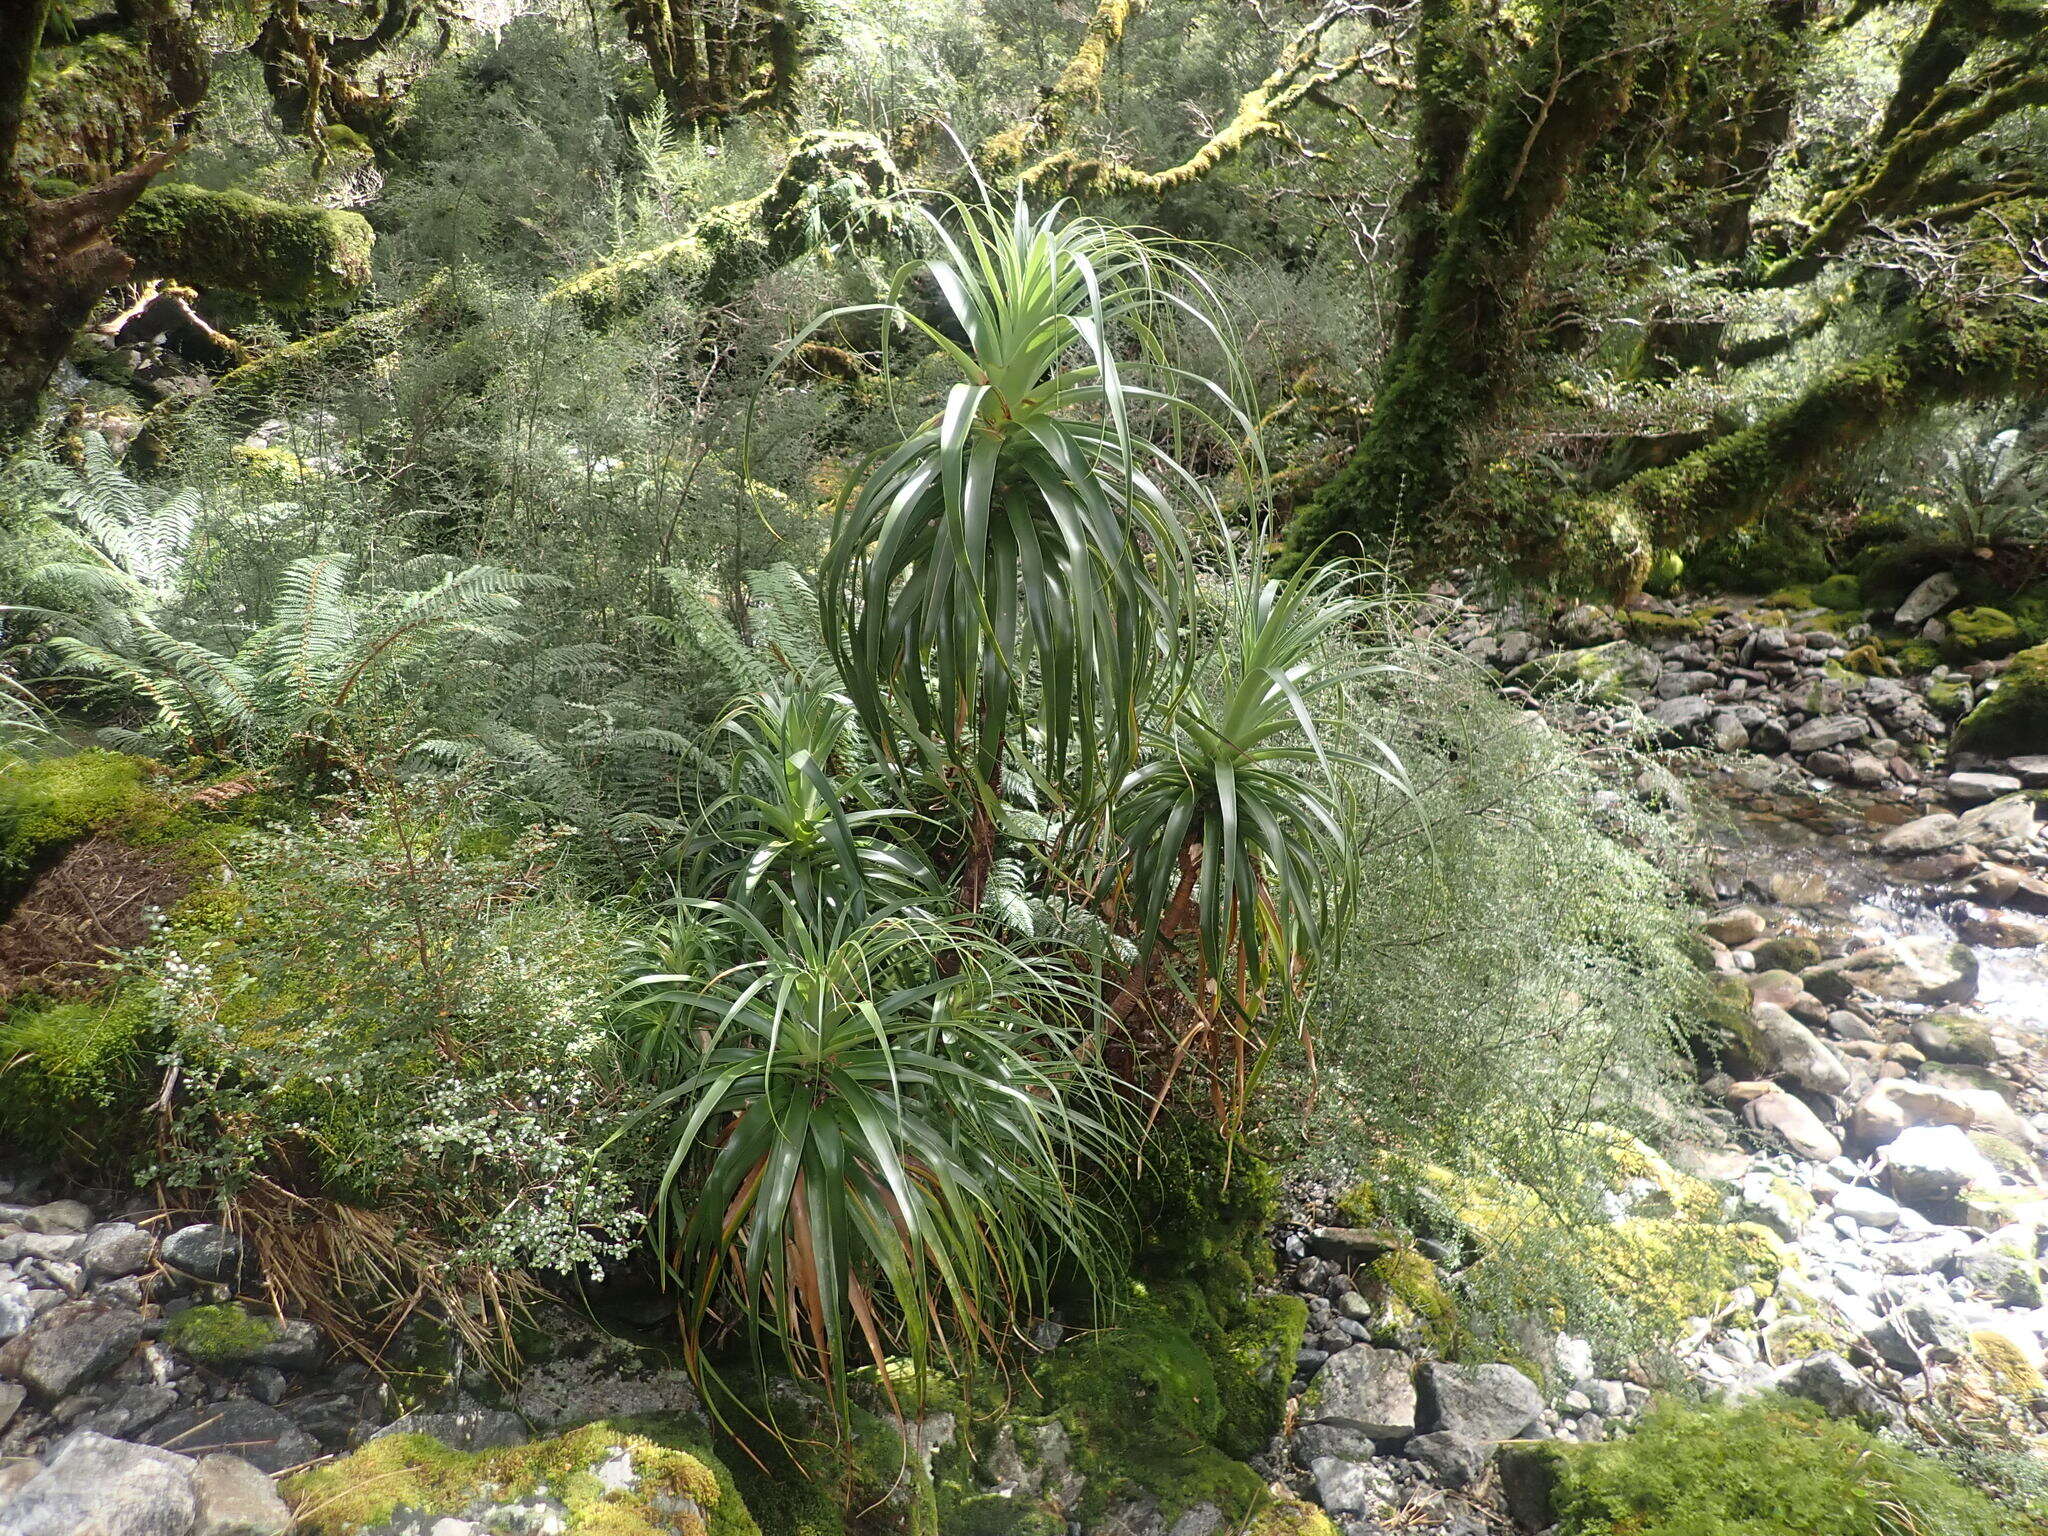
[285,1420,762,1536]
[1363,1249,1466,1356]
[0,749,161,897]
[1955,643,2048,756]
[0,984,158,1158]
[1123,1115,1278,1319]
[1683,514,1832,595]
[162,1304,284,1366]
[1546,1396,2035,1535]
[1813,573,1864,611]
[1944,607,2026,664]
[116,184,374,308]
[1032,1284,1266,1525]
[1620,610,1704,640]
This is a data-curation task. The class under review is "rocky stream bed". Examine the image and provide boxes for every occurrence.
[8,580,2048,1535]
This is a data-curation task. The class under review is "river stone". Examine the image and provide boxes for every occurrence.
[1947,772,2023,804]
[1777,1353,1886,1421]
[1803,937,1976,1006]
[77,1223,156,1280]
[1959,1237,2043,1307]
[1649,695,1714,738]
[1745,1003,1851,1096]
[1959,794,2037,847]
[1,1430,197,1536]
[1788,715,1871,753]
[1418,1361,1543,1443]
[0,1301,145,1400]
[1701,907,1768,945]
[2007,754,2048,786]
[1303,1347,1417,1439]
[1877,813,1966,855]
[1955,905,2048,947]
[1897,571,1960,627]
[1911,1013,2000,1066]
[1883,1124,2001,1211]
[21,1200,94,1235]
[1514,641,1659,702]
[160,1224,247,1285]
[140,1399,319,1474]
[1851,1077,2028,1149]
[1829,1186,1901,1229]
[1405,1429,1487,1489]
[1732,1083,1841,1162]
[191,1453,292,1536]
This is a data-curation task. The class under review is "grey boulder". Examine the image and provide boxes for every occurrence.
[1302,1347,1418,1439]
[1418,1361,1544,1443]
[0,1431,197,1536]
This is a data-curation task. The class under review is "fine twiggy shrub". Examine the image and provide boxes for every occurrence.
[143,776,645,1353]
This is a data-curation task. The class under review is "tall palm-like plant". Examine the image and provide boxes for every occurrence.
[804,196,1254,829]
[622,897,1128,1419]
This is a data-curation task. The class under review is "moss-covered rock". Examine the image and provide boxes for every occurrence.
[1620,609,1703,641]
[161,1303,286,1367]
[1642,551,1684,597]
[1122,1116,1277,1320]
[1360,1248,1466,1356]
[1955,643,2048,756]
[1685,515,1832,596]
[1944,607,2026,664]
[285,1420,762,1536]
[1543,1396,2031,1535]
[1813,573,1864,612]
[1510,640,1660,702]
[116,183,375,308]
[1029,1284,1269,1528]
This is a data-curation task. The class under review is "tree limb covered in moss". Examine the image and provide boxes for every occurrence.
[975,0,1147,177]
[1751,0,2048,289]
[546,130,905,325]
[1016,5,1388,197]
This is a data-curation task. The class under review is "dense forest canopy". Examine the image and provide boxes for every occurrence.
[6,4,2048,1536]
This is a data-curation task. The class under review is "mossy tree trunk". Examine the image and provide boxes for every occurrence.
[1277,0,1641,569]
[0,0,201,451]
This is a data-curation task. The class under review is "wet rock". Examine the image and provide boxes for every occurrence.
[1954,905,2048,947]
[1,1430,196,1536]
[1958,794,2037,848]
[1876,813,1966,855]
[1418,1361,1543,1443]
[1302,1347,1417,1439]
[1803,937,1976,1006]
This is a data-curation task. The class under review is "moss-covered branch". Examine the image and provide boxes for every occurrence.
[546,130,902,326]
[115,183,374,308]
[975,0,1146,177]
[1752,2,2048,289]
[1017,7,1382,197]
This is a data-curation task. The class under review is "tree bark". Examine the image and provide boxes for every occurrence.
[1277,0,1641,570]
